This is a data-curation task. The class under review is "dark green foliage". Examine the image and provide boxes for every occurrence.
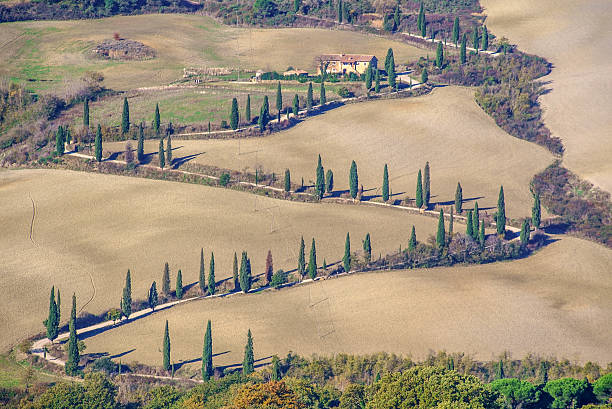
[55,126,65,155]
[416,169,423,208]
[121,269,132,318]
[520,219,530,245]
[466,210,474,238]
[199,249,205,293]
[417,2,425,33]
[375,69,380,93]
[230,97,239,130]
[65,293,79,376]
[162,262,170,294]
[137,123,144,163]
[424,161,431,208]
[532,193,541,229]
[95,124,102,162]
[382,164,389,202]
[365,63,373,90]
[473,201,479,235]
[233,252,239,291]
[343,232,351,272]
[436,209,445,249]
[393,4,401,30]
[165,134,172,165]
[409,226,417,251]
[436,42,444,68]
[163,320,171,371]
[265,250,273,284]
[308,238,317,280]
[496,360,505,379]
[326,169,334,193]
[258,96,269,130]
[202,320,213,380]
[44,286,59,342]
[385,49,393,74]
[455,182,463,213]
[349,160,358,199]
[271,356,281,380]
[337,0,342,22]
[460,33,467,64]
[421,14,427,37]
[158,138,165,169]
[293,0,300,13]
[307,82,313,112]
[479,221,485,247]
[208,252,215,295]
[594,373,612,402]
[245,94,251,123]
[387,50,396,89]
[275,81,282,113]
[292,94,299,116]
[298,236,306,276]
[490,378,545,409]
[239,251,252,292]
[320,82,326,105]
[83,98,89,129]
[449,207,454,237]
[544,378,592,409]
[315,154,325,199]
[121,97,129,134]
[271,269,287,288]
[176,269,183,299]
[452,16,460,44]
[154,103,160,134]
[148,281,158,311]
[219,173,230,186]
[284,169,291,192]
[497,185,506,235]
[363,233,371,263]
[472,26,479,51]
[481,25,488,50]
[243,329,254,375]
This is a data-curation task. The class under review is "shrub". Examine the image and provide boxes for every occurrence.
[219,173,231,186]
[271,269,287,288]
[337,87,354,98]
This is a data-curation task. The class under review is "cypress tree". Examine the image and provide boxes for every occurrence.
[154,103,161,134]
[436,42,444,68]
[416,169,423,208]
[374,69,380,93]
[243,329,254,375]
[122,97,130,134]
[363,233,371,263]
[473,201,479,236]
[292,94,299,116]
[55,126,65,155]
[393,4,401,30]
[320,82,326,105]
[520,219,530,245]
[163,320,171,371]
[199,249,205,294]
[409,226,417,251]
[326,169,334,193]
[121,269,132,318]
[466,210,474,238]
[308,238,317,280]
[83,98,89,129]
[421,14,427,37]
[202,320,213,380]
[239,251,252,293]
[271,356,281,380]
[496,360,505,379]
[449,207,454,237]
[497,185,506,236]
[162,262,170,294]
[365,63,373,90]
[57,289,61,324]
[417,1,424,33]
[298,236,306,276]
[230,97,239,130]
[343,232,351,272]
[481,25,488,50]
[460,33,467,64]
[233,252,239,291]
[337,0,342,22]
[472,26,479,51]
[479,220,485,247]
[307,82,313,112]
[294,0,300,13]
[349,160,358,199]
[137,124,144,163]
[423,161,431,208]
[166,134,172,166]
[452,16,460,45]
[245,94,251,123]
[455,182,463,213]
[95,124,102,162]
[284,169,291,192]
[148,281,158,311]
[387,51,396,89]
[258,100,268,130]
[436,209,445,249]
[176,269,183,299]
[275,82,282,115]
[65,293,79,376]
[532,193,541,229]
[158,138,165,169]
[315,154,325,199]
[420,68,429,84]
[382,164,390,202]
[44,286,59,342]
[265,250,273,284]
[208,252,215,295]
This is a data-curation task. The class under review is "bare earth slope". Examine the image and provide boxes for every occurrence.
[85,236,612,368]
[481,0,612,193]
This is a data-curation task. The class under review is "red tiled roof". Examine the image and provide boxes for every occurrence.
[318,54,376,63]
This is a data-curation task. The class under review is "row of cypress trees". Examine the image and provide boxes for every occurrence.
[43,287,80,376]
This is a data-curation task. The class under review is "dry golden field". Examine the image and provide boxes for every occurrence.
[84,236,612,371]
[481,0,612,194]
[106,86,554,218]
[0,168,440,352]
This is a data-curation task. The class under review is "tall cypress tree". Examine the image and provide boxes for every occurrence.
[258,99,269,130]
[532,193,541,229]
[449,206,454,237]
[363,233,371,263]
[473,201,479,236]
[284,169,291,192]
[199,249,205,294]
[148,281,158,311]
[292,94,299,116]
[137,124,144,163]
[298,236,306,276]
[520,219,530,246]
[55,126,65,155]
[423,161,431,208]
[409,226,417,251]
[44,286,59,342]
[202,320,213,380]
[382,164,390,202]
[166,134,172,166]
[497,185,506,236]
[233,252,239,291]
[436,42,444,68]
[387,51,396,89]
[320,82,326,105]
[307,82,313,112]
[121,269,132,318]
[239,251,252,293]
[343,232,351,272]
[466,210,474,238]
[162,262,170,294]
[245,94,251,123]
[308,238,317,280]
[230,98,239,130]
[163,320,171,371]
[315,154,325,199]
[374,69,380,93]
[122,97,130,134]
[349,160,358,199]
[95,124,102,162]
[365,63,373,90]
[65,293,79,376]
[271,356,281,380]
[208,252,215,295]
[421,14,427,37]
[393,4,401,30]
[436,209,445,249]
[479,220,485,247]
[265,250,273,284]
[460,33,467,64]
[452,16,460,45]
[337,0,342,22]
[154,103,161,134]
[326,169,334,193]
[472,26,479,51]
[455,182,463,213]
[416,169,423,208]
[417,1,424,33]
[83,98,90,129]
[421,68,428,84]
[275,82,283,115]
[158,138,165,169]
[243,329,254,375]
[481,25,488,50]
[176,269,183,299]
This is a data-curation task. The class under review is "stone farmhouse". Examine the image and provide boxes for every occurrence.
[315,54,378,75]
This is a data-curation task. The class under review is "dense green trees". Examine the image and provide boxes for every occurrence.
[199,249,205,294]
[121,269,132,318]
[337,0,342,22]
[544,378,591,409]
[343,232,351,272]
[121,97,130,134]
[460,33,467,64]
[497,185,506,235]
[490,378,544,409]
[326,169,334,193]
[162,262,171,294]
[239,251,252,292]
[44,286,59,342]
[284,169,291,192]
[246,94,251,123]
[243,329,254,375]
[154,103,161,134]
[416,169,423,208]
[594,373,612,402]
[202,320,213,380]
[409,226,417,251]
[452,16,460,45]
[166,134,172,165]
[308,238,317,280]
[315,154,325,199]
[424,161,431,208]
[307,82,313,112]
[148,281,158,311]
[230,97,239,130]
[137,124,144,163]
[65,293,79,376]
[363,233,372,263]
[208,252,215,295]
[436,209,445,249]
[532,193,541,229]
[348,160,359,199]
[95,124,102,162]
[455,182,463,213]
[436,42,444,68]
[298,236,306,276]
[481,25,488,50]
[163,320,171,371]
[320,82,326,105]
[382,164,390,202]
[83,98,89,129]
[176,269,183,299]
[158,138,165,169]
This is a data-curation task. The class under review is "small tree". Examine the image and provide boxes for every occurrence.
[258,99,269,131]
[148,281,158,311]
[95,124,102,162]
[416,169,423,208]
[44,286,59,342]
[343,232,351,272]
[121,269,132,319]
[245,94,251,123]
[176,269,183,299]
[158,138,165,169]
[481,25,488,50]
[365,63,373,90]
[421,68,428,84]
[265,250,273,284]
[122,97,130,134]
[452,16,460,45]
[337,0,342,22]
[271,356,281,380]
[307,238,317,280]
[163,320,171,371]
[382,164,390,202]
[199,249,205,294]
[423,161,431,208]
[532,193,541,229]
[230,97,239,130]
[387,51,396,89]
[320,82,326,105]
[298,236,306,276]
[497,185,506,236]
[375,69,380,93]
[479,220,485,247]
[166,134,172,166]
[449,207,454,237]
[409,226,417,251]
[460,33,467,64]
[292,94,299,116]
[293,0,300,13]
[83,98,90,129]
[137,124,145,163]
[520,219,530,246]
[315,154,325,199]
[363,233,371,263]
[435,42,444,68]
[65,293,79,376]
[233,252,240,291]
[466,210,474,238]
[208,252,215,295]
[202,320,213,380]
[243,329,254,375]
[326,169,334,193]
[436,209,445,249]
[284,169,291,192]
[349,160,358,199]
[154,103,161,134]
[455,182,463,213]
[307,82,313,112]
[162,262,171,294]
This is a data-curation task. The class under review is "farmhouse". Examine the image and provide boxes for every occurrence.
[315,54,377,75]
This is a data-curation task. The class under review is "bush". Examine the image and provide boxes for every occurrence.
[271,269,287,288]
[92,357,118,375]
[337,87,354,98]
[219,173,231,186]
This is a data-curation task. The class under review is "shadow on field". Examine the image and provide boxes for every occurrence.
[436,196,484,207]
[217,355,273,373]
[173,350,231,371]
[172,152,205,169]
